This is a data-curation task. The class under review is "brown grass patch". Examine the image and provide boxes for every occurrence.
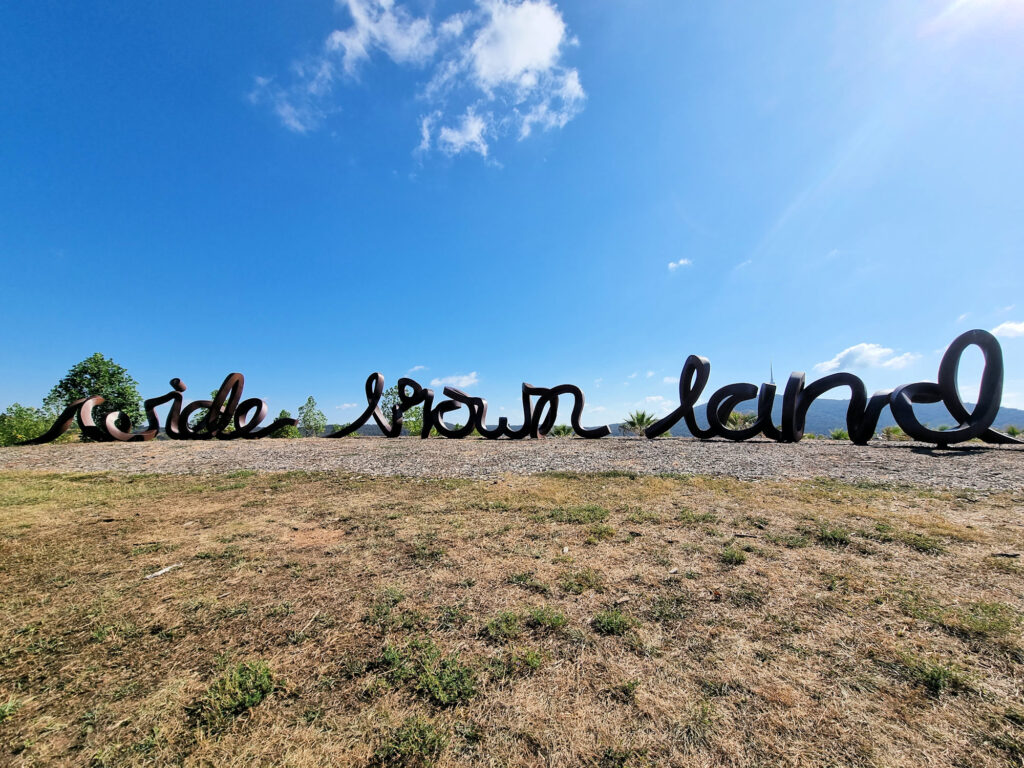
[0,470,1022,766]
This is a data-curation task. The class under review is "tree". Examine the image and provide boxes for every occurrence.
[44,353,143,440]
[620,410,656,436]
[269,409,300,439]
[298,396,326,437]
[550,424,574,437]
[188,389,235,435]
[0,403,55,446]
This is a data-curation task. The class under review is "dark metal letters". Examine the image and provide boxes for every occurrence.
[19,330,1021,447]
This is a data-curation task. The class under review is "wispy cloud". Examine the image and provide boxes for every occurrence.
[992,320,1024,338]
[662,376,676,384]
[408,364,427,373]
[667,258,692,271]
[336,403,359,409]
[957,312,970,323]
[252,0,584,159]
[430,371,479,388]
[814,343,920,373]
[646,370,654,378]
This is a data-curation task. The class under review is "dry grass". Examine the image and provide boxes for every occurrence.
[0,469,1022,767]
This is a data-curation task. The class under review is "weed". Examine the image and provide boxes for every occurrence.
[373,715,447,767]
[434,604,470,631]
[559,567,605,594]
[586,523,616,544]
[549,505,610,524]
[186,661,275,733]
[592,608,637,636]
[678,508,717,525]
[507,571,551,595]
[720,546,746,566]
[0,698,21,723]
[491,647,543,679]
[898,653,967,696]
[525,605,568,631]
[649,594,692,622]
[484,612,522,642]
[816,523,851,547]
[372,638,476,707]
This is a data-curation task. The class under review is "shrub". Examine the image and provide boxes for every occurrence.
[1006,425,1021,437]
[550,424,574,437]
[829,428,850,440]
[0,403,56,445]
[269,409,301,438]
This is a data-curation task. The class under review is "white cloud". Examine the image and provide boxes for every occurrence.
[336,402,359,409]
[594,378,602,388]
[957,312,970,323]
[430,372,479,388]
[662,376,676,384]
[254,0,584,158]
[438,108,489,156]
[667,258,692,271]
[408,364,428,373]
[628,372,638,379]
[589,405,607,413]
[813,343,920,373]
[328,0,436,75]
[992,321,1024,338]
[646,371,654,378]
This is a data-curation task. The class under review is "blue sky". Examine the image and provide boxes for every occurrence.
[2,0,1023,425]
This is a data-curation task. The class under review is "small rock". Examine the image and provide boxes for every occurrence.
[562,546,570,554]
[668,568,678,574]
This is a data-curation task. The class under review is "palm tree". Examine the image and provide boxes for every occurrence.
[726,411,757,430]
[620,409,656,436]
[550,424,574,437]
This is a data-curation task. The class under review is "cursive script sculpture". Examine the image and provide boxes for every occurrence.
[18,330,1021,447]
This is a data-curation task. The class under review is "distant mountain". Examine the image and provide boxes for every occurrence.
[327,399,1024,438]
[613,398,1024,438]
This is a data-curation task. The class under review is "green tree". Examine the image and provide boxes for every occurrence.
[620,410,656,436]
[0,403,55,446]
[43,353,143,440]
[550,424,574,437]
[298,396,326,437]
[269,409,300,439]
[188,389,235,435]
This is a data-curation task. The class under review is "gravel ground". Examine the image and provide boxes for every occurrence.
[2,437,1022,490]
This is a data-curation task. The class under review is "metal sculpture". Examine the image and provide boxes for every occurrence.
[19,374,297,444]
[17,330,1021,447]
[646,329,1020,446]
